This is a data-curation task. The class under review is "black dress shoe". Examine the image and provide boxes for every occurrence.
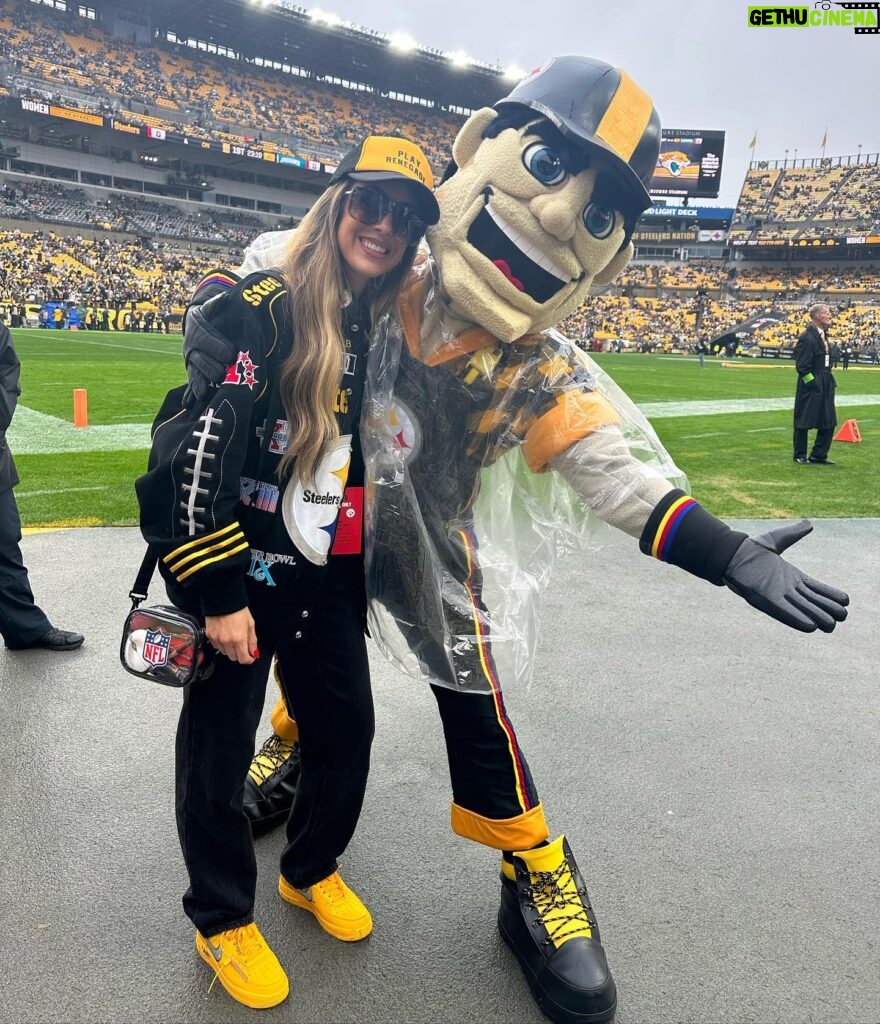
[7,628,85,651]
[243,733,301,836]
[498,836,616,1024]
[808,456,836,465]
[793,456,808,464]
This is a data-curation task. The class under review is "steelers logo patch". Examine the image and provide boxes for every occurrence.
[388,400,422,463]
[281,435,352,565]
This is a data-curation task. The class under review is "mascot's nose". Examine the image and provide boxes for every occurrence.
[528,191,579,242]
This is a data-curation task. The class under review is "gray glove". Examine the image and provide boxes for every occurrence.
[723,520,849,633]
[182,303,236,405]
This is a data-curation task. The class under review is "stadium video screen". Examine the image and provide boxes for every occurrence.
[651,129,726,199]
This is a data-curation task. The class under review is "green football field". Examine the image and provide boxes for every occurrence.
[8,327,880,528]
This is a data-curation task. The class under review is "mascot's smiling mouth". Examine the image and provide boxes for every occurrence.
[466,190,582,304]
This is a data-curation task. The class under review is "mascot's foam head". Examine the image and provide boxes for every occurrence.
[428,55,661,342]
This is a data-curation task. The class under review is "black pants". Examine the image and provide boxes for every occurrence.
[0,487,51,647]
[793,426,834,461]
[175,557,373,938]
[431,683,540,820]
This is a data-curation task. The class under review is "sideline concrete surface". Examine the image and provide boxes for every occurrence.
[0,521,877,1024]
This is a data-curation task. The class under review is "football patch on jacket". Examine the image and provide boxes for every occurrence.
[281,435,352,565]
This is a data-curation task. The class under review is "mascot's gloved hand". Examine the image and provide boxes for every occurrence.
[182,303,236,406]
[722,520,849,633]
[640,492,849,634]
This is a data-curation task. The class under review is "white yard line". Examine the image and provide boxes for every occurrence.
[43,336,181,357]
[8,394,880,454]
[639,395,880,418]
[16,485,110,498]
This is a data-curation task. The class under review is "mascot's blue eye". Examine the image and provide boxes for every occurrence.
[582,203,616,239]
[522,143,566,186]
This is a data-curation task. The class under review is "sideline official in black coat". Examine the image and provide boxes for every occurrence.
[0,324,84,650]
[793,304,837,465]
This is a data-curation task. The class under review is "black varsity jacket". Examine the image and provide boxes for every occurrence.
[136,270,370,616]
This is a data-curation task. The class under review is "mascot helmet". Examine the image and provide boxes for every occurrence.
[495,55,661,213]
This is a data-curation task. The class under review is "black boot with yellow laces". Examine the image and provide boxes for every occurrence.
[243,733,301,836]
[498,835,616,1024]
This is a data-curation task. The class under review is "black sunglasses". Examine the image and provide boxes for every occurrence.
[344,184,427,245]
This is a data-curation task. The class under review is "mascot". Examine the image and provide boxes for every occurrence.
[182,56,848,1024]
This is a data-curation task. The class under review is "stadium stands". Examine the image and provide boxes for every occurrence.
[0,0,877,362]
[559,292,880,358]
[0,179,284,246]
[731,160,880,242]
[0,0,463,172]
[0,228,220,313]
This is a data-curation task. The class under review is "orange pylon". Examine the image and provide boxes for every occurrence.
[833,419,861,443]
[73,388,89,428]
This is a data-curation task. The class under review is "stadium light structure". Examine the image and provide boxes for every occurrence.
[310,8,343,27]
[447,50,472,68]
[389,32,418,53]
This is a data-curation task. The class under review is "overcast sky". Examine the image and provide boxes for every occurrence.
[300,0,879,207]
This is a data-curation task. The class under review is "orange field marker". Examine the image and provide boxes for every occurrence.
[73,388,89,428]
[833,419,861,443]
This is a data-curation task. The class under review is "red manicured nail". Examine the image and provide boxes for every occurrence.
[252,648,260,659]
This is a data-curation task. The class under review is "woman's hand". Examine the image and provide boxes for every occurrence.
[205,608,259,664]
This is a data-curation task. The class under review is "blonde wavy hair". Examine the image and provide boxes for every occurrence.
[278,180,419,484]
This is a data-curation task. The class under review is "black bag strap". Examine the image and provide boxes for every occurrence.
[129,546,159,609]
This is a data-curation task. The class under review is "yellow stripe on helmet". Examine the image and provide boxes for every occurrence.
[594,70,655,163]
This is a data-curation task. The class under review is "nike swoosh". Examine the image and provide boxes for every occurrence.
[297,887,313,903]
[206,939,223,962]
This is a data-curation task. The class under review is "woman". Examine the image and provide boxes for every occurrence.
[136,136,439,1010]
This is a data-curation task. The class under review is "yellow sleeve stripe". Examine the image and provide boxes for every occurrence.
[167,530,247,575]
[175,540,251,583]
[163,521,242,563]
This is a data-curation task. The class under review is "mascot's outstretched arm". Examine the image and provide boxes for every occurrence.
[549,431,847,632]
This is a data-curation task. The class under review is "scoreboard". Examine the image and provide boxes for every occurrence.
[650,129,726,200]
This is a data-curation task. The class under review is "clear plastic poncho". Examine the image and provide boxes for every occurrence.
[361,258,686,694]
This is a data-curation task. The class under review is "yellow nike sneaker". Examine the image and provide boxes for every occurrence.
[195,922,289,1009]
[279,870,372,941]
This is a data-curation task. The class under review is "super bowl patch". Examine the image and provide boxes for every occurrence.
[269,418,290,454]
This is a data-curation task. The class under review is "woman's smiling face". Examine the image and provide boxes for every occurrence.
[336,179,415,296]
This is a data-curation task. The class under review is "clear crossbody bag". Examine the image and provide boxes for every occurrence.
[120,548,214,687]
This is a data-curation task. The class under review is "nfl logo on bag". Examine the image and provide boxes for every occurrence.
[144,628,171,667]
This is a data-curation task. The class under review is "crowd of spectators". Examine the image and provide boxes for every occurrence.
[0,228,227,312]
[1,224,879,361]
[0,179,284,246]
[732,162,880,241]
[814,163,880,230]
[0,0,462,173]
[615,261,880,296]
[559,290,880,357]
